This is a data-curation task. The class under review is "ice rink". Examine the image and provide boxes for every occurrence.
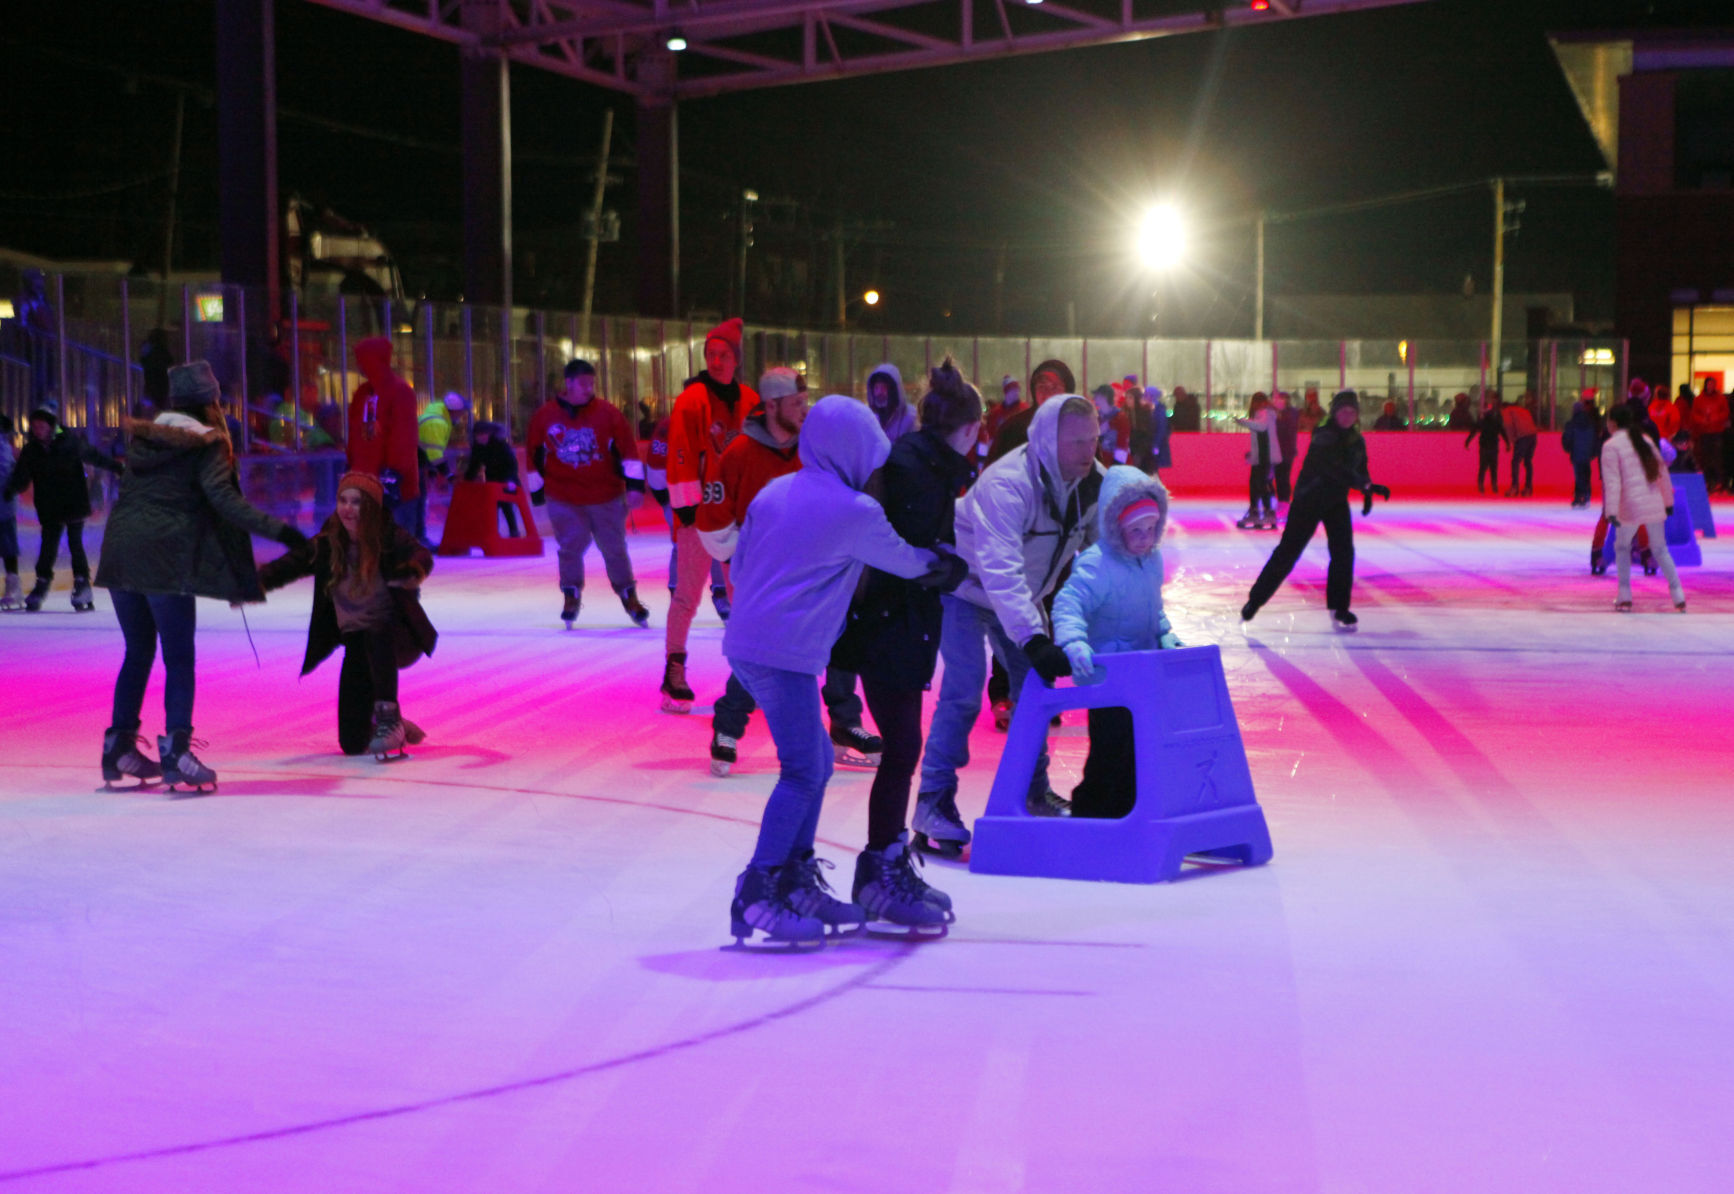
[3,499,1732,1193]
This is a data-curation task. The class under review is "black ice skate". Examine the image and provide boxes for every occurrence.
[1590,548,1607,576]
[784,851,866,938]
[660,653,695,714]
[709,731,738,777]
[158,729,217,794]
[1234,510,1262,530]
[912,789,971,860]
[618,584,651,629]
[727,864,825,950]
[853,834,952,938]
[830,723,882,768]
[991,699,1013,732]
[23,578,49,612]
[368,700,409,760]
[710,585,731,623]
[1025,787,1073,817]
[560,586,580,627]
[1331,608,1359,631]
[0,573,22,611]
[99,726,162,790]
[71,577,95,612]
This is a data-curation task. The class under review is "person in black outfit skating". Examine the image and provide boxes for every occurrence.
[1241,391,1389,630]
[1464,395,1504,493]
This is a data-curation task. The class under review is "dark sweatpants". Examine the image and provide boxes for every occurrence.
[36,520,89,581]
[337,629,399,755]
[1071,706,1137,819]
[1247,494,1356,613]
[1477,448,1499,491]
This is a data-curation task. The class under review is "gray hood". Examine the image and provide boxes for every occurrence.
[1097,465,1169,561]
[1026,393,1084,505]
[799,394,889,491]
[866,362,910,432]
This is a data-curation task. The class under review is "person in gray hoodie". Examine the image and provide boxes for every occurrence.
[865,362,917,442]
[723,395,964,947]
[913,393,1105,857]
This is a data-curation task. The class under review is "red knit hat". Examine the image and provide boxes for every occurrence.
[705,317,743,365]
[337,471,385,506]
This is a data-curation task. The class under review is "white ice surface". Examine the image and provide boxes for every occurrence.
[2,501,1732,1192]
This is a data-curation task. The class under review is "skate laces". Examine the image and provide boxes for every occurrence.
[889,846,932,900]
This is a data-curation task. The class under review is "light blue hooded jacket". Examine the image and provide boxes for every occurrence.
[724,395,937,676]
[1051,466,1174,654]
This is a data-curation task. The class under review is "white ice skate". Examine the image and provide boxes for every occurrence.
[710,732,738,777]
[0,574,22,611]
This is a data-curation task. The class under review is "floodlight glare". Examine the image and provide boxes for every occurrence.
[1135,204,1187,271]
[863,289,881,306]
[666,31,688,51]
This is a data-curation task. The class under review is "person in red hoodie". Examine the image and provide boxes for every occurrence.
[696,367,880,777]
[1501,392,1540,497]
[346,337,421,534]
[661,317,759,713]
[1689,375,1730,492]
[526,358,650,628]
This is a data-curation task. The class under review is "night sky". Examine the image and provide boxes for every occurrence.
[2,0,1726,334]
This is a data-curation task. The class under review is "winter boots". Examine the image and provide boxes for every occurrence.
[660,652,694,714]
[367,700,408,759]
[618,583,651,628]
[0,573,21,611]
[158,729,217,793]
[100,725,162,789]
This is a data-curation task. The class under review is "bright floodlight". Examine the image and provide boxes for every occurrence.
[1135,204,1187,271]
[863,289,881,306]
[665,31,688,51]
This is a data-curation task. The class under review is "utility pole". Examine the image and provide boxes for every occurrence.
[159,90,186,326]
[1254,209,1266,341]
[737,188,756,320]
[834,215,847,329]
[1490,178,1524,396]
[579,107,614,348]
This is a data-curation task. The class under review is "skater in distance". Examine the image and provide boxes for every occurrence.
[3,398,121,612]
[93,360,307,792]
[1241,391,1389,631]
[260,471,439,758]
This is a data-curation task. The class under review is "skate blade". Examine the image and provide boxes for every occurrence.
[374,749,411,762]
[722,931,827,953]
[660,697,693,715]
[833,751,879,769]
[709,759,732,777]
[863,919,949,940]
[913,833,970,863]
[165,782,217,796]
[97,778,160,792]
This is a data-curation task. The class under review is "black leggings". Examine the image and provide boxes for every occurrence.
[337,629,399,755]
[36,520,89,581]
[1477,448,1499,490]
[860,677,925,851]
[1248,464,1273,513]
[1248,494,1356,613]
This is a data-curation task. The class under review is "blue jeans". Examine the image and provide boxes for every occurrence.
[714,665,865,739]
[110,590,197,733]
[918,594,1049,799]
[730,658,835,868]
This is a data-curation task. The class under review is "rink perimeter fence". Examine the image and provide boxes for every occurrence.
[1,269,1630,519]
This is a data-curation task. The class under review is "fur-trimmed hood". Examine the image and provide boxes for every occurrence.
[123,411,229,473]
[1096,465,1169,561]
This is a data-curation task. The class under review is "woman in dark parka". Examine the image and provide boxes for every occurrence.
[259,471,437,757]
[95,360,306,790]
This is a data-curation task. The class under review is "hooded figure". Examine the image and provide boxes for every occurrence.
[1052,466,1176,658]
[865,362,916,442]
[724,395,941,678]
[346,337,420,500]
[953,394,1105,647]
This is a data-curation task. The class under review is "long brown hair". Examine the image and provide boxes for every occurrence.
[1608,405,1660,484]
[321,486,387,596]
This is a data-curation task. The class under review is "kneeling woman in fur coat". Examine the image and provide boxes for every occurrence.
[260,471,437,756]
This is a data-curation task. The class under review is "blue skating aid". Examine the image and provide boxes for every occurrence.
[1600,498,1702,568]
[969,645,1272,884]
[1671,471,1715,539]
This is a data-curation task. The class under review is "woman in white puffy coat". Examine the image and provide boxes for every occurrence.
[1601,404,1685,612]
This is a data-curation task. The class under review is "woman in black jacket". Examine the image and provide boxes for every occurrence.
[94,361,306,791]
[832,358,979,936]
[260,471,437,758]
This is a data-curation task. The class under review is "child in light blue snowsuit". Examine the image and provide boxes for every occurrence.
[1051,465,1179,818]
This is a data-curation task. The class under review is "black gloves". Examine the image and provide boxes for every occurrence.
[916,549,969,592]
[276,525,309,551]
[674,505,697,528]
[1666,506,1675,518]
[1361,484,1391,516]
[1022,634,1072,685]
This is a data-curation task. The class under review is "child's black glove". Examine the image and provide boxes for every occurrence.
[276,525,309,551]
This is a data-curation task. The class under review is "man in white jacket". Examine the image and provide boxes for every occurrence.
[913,394,1105,857]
